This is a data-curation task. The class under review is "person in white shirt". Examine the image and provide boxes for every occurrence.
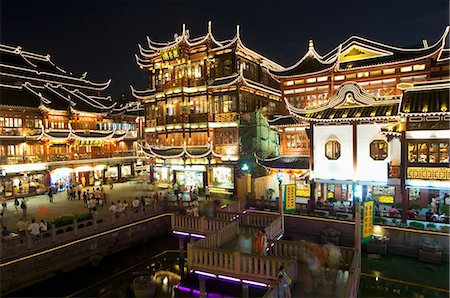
[116,201,123,213]
[109,202,117,214]
[28,219,40,237]
[39,219,48,232]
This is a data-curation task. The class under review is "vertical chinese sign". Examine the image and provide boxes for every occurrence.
[247,173,252,193]
[362,200,374,243]
[284,184,296,213]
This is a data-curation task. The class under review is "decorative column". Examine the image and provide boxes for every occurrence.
[352,122,361,252]
[308,121,316,212]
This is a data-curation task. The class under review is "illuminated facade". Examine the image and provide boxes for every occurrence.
[132,23,282,195]
[0,44,142,197]
[265,27,449,219]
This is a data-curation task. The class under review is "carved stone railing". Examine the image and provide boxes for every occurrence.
[1,204,167,262]
[187,244,297,284]
[171,214,229,235]
[195,220,239,249]
[240,213,278,228]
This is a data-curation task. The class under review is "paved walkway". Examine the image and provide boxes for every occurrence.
[1,182,156,232]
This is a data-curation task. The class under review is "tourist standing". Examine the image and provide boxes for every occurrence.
[109,202,117,215]
[205,185,210,201]
[77,184,82,200]
[39,219,48,232]
[28,219,40,239]
[261,229,268,256]
[277,274,291,298]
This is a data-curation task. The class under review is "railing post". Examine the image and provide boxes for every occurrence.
[51,223,56,243]
[73,218,78,236]
[26,232,32,250]
[93,213,98,231]
[200,216,207,233]
[234,250,240,275]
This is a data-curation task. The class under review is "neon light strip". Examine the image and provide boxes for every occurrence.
[190,233,206,239]
[218,275,241,282]
[194,270,217,278]
[173,231,190,236]
[242,279,268,288]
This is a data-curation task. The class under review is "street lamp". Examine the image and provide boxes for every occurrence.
[276,171,284,232]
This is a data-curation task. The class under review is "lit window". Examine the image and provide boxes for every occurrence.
[439,142,449,163]
[400,66,413,72]
[370,70,382,76]
[325,140,341,160]
[413,64,425,71]
[370,140,388,160]
[285,81,294,86]
[346,73,356,79]
[294,79,305,85]
[306,78,317,83]
[357,72,369,78]
[334,75,345,81]
[317,76,328,82]
[383,68,395,75]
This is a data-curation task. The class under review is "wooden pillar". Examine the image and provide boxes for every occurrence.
[308,121,315,211]
[352,123,361,252]
[400,120,408,223]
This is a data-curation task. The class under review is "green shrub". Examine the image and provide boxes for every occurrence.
[394,203,402,209]
[410,204,422,211]
[426,223,437,230]
[409,221,425,229]
[52,215,76,227]
[440,226,450,233]
[76,213,93,222]
[374,216,386,224]
[440,205,450,216]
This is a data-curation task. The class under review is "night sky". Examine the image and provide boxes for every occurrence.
[1,0,448,98]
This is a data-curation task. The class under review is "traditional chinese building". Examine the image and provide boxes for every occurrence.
[0,44,141,197]
[132,23,282,197]
[264,27,449,219]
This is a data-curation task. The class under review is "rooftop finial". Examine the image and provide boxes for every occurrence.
[309,39,314,49]
[182,23,186,35]
[208,21,212,34]
[236,24,240,39]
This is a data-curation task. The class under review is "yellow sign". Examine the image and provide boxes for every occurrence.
[284,184,296,212]
[407,167,450,180]
[161,46,181,61]
[378,195,394,204]
[362,201,374,240]
[247,173,252,193]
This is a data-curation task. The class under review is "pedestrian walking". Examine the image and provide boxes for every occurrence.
[77,184,82,200]
[14,197,20,214]
[20,198,28,218]
[205,186,210,201]
[132,198,140,213]
[109,202,117,216]
[277,274,291,298]
[48,187,53,203]
[1,196,7,211]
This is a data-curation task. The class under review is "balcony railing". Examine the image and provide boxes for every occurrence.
[0,151,137,165]
[189,113,209,123]
[214,112,238,122]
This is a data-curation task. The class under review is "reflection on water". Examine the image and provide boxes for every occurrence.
[359,275,449,298]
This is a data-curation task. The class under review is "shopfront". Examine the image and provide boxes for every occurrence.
[106,166,119,181]
[0,164,49,197]
[173,165,206,190]
[50,167,75,191]
[210,166,234,190]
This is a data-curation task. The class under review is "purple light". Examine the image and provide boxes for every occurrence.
[242,279,268,288]
[243,210,247,214]
[190,233,206,239]
[173,231,190,236]
[208,293,222,298]
[194,270,216,278]
[218,275,241,282]
[177,285,192,293]
[192,289,201,295]
[249,207,256,210]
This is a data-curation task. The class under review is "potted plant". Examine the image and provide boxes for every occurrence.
[417,239,443,264]
[366,235,390,255]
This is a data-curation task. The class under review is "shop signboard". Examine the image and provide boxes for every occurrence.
[247,173,252,193]
[284,184,296,213]
[362,200,374,244]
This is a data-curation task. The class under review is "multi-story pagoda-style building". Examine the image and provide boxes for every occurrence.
[132,23,282,197]
[263,27,449,221]
[0,44,142,198]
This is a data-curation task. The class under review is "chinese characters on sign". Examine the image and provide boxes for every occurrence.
[247,173,252,193]
[362,200,374,243]
[284,184,296,213]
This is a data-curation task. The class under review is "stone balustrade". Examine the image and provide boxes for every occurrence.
[240,213,278,228]
[187,243,297,284]
[1,204,166,262]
